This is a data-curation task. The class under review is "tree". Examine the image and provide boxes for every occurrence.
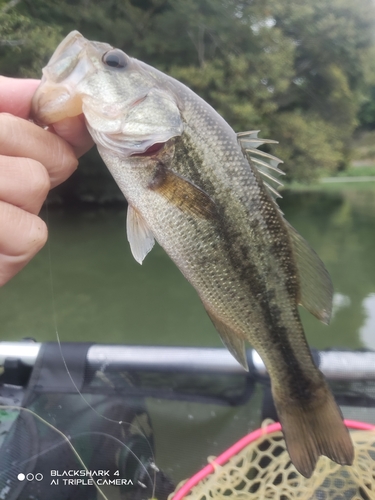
[1,0,375,199]
[0,0,63,77]
[268,0,375,175]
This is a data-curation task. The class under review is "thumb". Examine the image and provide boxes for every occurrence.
[50,115,94,158]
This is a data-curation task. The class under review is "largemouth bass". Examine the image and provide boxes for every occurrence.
[31,31,353,477]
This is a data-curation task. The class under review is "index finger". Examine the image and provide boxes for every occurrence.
[0,114,78,188]
[0,76,40,118]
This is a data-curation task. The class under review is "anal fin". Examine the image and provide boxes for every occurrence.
[204,307,248,370]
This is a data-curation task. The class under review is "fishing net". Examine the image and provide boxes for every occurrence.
[1,344,375,500]
[171,422,375,500]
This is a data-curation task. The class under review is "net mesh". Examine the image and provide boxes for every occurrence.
[173,426,375,500]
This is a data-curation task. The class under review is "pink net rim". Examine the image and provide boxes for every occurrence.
[171,419,375,500]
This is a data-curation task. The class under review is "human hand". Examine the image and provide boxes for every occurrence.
[0,76,93,286]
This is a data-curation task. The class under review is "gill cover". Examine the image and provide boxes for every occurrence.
[86,87,184,157]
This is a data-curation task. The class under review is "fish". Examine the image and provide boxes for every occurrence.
[31,31,354,477]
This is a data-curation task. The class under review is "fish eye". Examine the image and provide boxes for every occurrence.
[102,49,128,69]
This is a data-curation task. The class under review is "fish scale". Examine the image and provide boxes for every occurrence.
[31,30,354,478]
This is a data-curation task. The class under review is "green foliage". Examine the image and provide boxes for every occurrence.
[1,0,375,197]
[335,165,375,177]
[358,89,375,129]
[270,112,345,182]
[357,47,375,129]
[168,26,295,133]
[351,129,375,161]
[0,2,63,77]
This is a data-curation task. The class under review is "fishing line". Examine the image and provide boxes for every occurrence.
[44,201,118,427]
[43,199,157,495]
[0,422,155,493]
[0,405,109,500]
[45,201,155,430]
[61,430,156,488]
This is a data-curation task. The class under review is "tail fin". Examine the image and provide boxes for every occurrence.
[274,387,354,478]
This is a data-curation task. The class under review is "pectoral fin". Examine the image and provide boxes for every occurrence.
[149,165,218,220]
[204,306,248,370]
[126,205,155,264]
[286,221,333,324]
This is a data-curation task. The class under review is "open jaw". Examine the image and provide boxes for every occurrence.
[131,142,166,157]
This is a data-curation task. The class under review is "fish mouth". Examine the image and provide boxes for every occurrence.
[31,80,83,125]
[31,31,111,125]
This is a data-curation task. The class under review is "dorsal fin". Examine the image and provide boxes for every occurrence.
[238,131,333,324]
[285,220,333,324]
[237,130,285,203]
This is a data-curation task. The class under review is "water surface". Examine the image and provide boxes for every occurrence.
[1,187,374,350]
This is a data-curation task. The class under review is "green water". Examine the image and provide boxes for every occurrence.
[0,187,375,350]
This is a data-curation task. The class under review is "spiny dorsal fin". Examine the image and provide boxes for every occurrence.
[285,220,333,324]
[127,205,155,264]
[238,131,333,324]
[237,130,285,202]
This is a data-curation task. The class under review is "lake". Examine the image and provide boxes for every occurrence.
[0,186,374,351]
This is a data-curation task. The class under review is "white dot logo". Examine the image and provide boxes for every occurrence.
[17,473,43,481]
